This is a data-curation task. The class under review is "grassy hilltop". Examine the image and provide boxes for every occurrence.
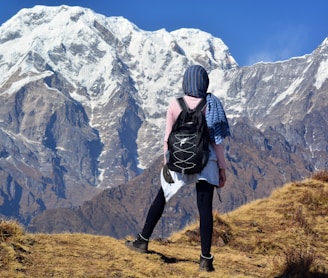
[1,171,328,277]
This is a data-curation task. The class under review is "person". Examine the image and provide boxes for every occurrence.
[125,65,230,272]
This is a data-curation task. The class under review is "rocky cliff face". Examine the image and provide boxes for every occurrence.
[0,5,327,227]
[224,44,328,172]
[28,122,312,238]
[0,70,102,223]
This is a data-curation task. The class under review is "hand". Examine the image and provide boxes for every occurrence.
[218,168,226,188]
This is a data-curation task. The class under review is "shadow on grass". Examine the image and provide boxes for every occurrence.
[148,250,197,264]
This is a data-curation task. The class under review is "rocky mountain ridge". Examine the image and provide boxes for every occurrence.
[0,5,327,228]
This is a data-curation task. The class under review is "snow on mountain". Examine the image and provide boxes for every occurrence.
[0,5,235,107]
[314,42,328,90]
[0,5,237,179]
[0,5,327,225]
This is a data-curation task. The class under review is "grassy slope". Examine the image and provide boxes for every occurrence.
[1,172,328,278]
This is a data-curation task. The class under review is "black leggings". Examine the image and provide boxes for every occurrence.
[141,180,214,256]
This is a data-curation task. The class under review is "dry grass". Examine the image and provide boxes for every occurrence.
[1,171,328,277]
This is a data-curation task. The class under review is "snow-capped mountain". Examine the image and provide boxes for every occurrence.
[225,41,328,171]
[0,5,236,182]
[0,5,327,225]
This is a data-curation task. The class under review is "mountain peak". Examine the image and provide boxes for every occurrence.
[0,5,236,95]
[0,5,327,229]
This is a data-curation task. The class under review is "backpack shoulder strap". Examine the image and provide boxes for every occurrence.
[177,97,189,112]
[177,97,207,112]
[195,98,207,112]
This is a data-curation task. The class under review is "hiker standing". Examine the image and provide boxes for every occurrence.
[125,65,230,272]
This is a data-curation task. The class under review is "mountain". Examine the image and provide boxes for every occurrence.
[0,5,327,228]
[27,126,312,238]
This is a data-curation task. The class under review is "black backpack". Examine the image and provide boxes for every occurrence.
[167,97,210,174]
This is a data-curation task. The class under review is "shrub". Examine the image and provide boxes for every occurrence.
[311,171,328,183]
[278,246,317,277]
[0,219,24,242]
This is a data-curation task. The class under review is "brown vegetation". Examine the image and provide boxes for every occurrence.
[1,172,328,277]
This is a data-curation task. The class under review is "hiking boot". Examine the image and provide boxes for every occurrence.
[199,254,215,272]
[125,233,149,253]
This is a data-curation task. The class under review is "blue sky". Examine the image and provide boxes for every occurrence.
[0,0,327,66]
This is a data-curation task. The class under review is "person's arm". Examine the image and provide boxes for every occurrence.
[163,99,181,164]
[213,143,227,187]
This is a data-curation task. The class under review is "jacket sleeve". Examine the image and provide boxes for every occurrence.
[212,143,227,169]
[163,99,181,163]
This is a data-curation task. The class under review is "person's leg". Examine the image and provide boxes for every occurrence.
[125,187,166,253]
[141,187,166,239]
[196,180,215,271]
